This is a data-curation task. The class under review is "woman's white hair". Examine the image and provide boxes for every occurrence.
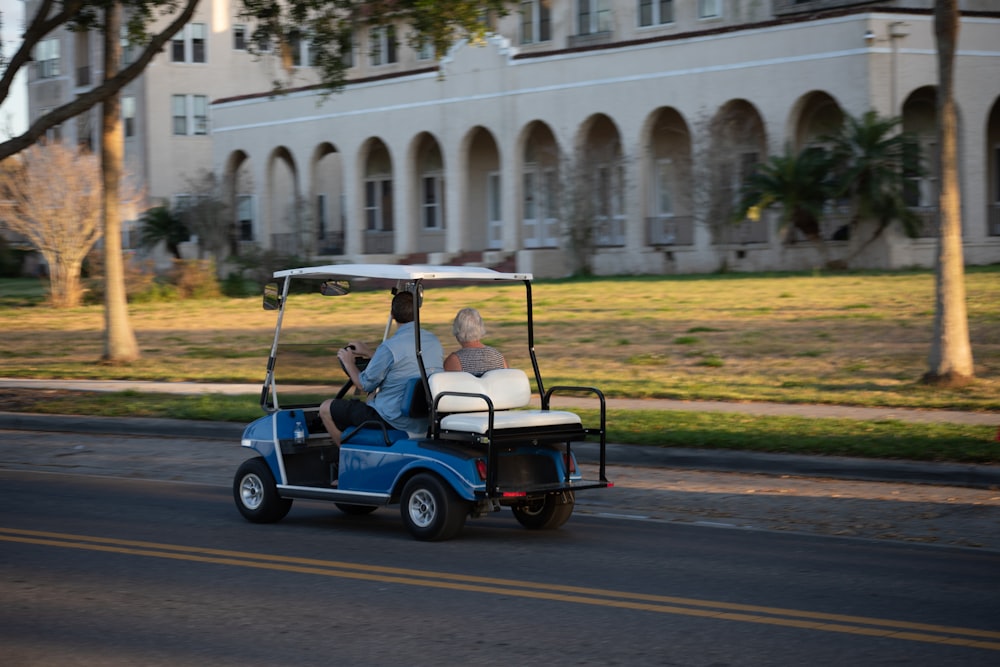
[452,307,486,343]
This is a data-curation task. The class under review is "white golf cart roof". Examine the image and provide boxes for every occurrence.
[273,263,532,282]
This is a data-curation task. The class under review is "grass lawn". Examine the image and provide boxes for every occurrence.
[1,268,998,462]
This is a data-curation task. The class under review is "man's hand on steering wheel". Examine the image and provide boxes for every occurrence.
[337,344,371,376]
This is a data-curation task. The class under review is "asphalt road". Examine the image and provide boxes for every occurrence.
[2,467,999,666]
[1,424,999,552]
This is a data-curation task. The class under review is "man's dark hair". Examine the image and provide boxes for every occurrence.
[391,291,415,324]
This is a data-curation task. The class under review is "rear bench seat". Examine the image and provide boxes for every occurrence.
[429,368,585,443]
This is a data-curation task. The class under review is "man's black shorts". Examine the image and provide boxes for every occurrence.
[327,399,387,432]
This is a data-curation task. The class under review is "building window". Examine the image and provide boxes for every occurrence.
[192,95,208,135]
[234,24,247,51]
[122,96,136,138]
[286,32,316,67]
[520,1,551,44]
[172,95,187,135]
[639,0,673,27]
[340,30,356,68]
[522,167,559,248]
[172,23,207,63]
[698,0,721,19]
[593,163,626,246]
[365,178,393,231]
[236,195,255,241]
[904,140,937,209]
[478,7,498,34]
[120,25,138,65]
[654,159,674,217]
[417,38,434,61]
[316,194,328,239]
[171,31,185,61]
[35,38,60,79]
[191,23,206,62]
[422,174,444,230]
[578,0,612,36]
[487,172,502,249]
[289,32,303,67]
[369,25,397,66]
[172,94,209,135]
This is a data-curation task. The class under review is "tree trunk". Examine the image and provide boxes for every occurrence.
[923,0,973,386]
[101,5,140,362]
[41,250,81,309]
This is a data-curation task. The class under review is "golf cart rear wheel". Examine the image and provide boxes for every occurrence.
[511,492,575,530]
[400,473,468,541]
[234,457,292,523]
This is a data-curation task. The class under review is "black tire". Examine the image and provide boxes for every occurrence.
[336,503,378,516]
[233,457,292,523]
[511,492,575,530]
[399,473,468,541]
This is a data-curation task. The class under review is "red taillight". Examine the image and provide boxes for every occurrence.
[563,453,577,474]
[475,459,487,480]
[501,492,527,498]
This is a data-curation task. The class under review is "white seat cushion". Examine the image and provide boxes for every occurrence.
[441,409,582,434]
[430,368,582,434]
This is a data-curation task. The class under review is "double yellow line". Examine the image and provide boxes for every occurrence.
[2,527,998,651]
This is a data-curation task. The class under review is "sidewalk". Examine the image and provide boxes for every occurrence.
[2,377,997,426]
[1,377,998,489]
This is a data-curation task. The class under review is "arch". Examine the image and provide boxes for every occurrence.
[987,96,1000,237]
[311,142,345,256]
[789,91,844,150]
[409,131,446,254]
[224,149,256,253]
[577,113,626,248]
[358,137,395,254]
[460,126,502,252]
[518,120,561,249]
[264,146,300,255]
[785,92,847,241]
[705,99,768,245]
[902,86,939,234]
[641,107,694,245]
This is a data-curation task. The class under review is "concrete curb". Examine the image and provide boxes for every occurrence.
[3,412,998,489]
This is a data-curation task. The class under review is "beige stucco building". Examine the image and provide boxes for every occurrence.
[25,1,1000,277]
[23,0,304,248]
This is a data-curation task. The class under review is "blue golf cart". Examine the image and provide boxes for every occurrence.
[233,264,610,540]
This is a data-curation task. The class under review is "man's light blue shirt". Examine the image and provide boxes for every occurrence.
[360,321,443,433]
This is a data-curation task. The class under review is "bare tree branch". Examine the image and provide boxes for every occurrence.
[0,0,201,162]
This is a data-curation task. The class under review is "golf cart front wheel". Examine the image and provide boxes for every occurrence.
[234,457,292,523]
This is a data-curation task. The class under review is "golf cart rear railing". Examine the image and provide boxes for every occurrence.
[427,368,609,496]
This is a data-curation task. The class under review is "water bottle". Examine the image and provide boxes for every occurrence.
[293,420,306,446]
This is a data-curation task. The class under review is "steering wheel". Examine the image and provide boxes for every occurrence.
[335,345,371,399]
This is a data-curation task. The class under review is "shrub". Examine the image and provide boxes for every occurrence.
[221,272,259,298]
[170,259,221,299]
[83,252,161,304]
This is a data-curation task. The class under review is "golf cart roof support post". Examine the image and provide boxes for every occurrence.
[261,277,293,411]
[525,280,546,400]
[410,280,432,413]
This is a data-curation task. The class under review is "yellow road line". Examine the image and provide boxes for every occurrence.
[2,527,997,651]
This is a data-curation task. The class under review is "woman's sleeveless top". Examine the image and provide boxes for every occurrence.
[455,346,505,376]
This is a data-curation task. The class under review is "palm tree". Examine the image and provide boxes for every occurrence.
[924,0,974,386]
[101,4,139,363]
[138,205,189,260]
[737,144,835,264]
[823,111,922,259]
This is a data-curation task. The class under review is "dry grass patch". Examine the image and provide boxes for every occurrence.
[1,269,998,410]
